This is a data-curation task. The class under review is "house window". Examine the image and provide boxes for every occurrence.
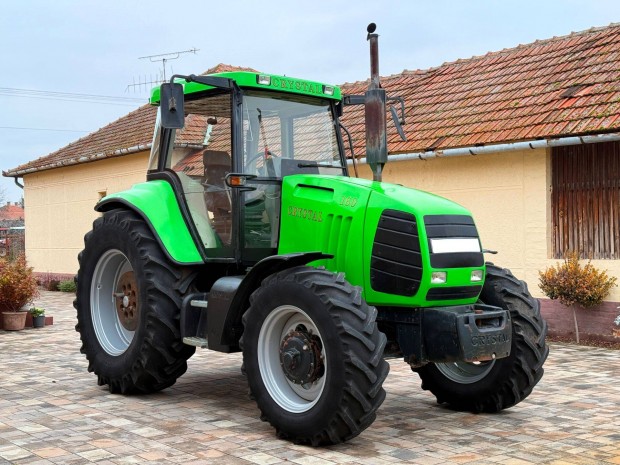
[551,141,620,259]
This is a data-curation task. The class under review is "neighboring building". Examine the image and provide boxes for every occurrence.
[0,201,24,223]
[3,27,620,336]
[0,202,25,258]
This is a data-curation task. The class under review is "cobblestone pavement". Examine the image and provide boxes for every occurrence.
[1,291,619,465]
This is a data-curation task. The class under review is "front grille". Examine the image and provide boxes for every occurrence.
[424,214,484,268]
[426,285,482,301]
[370,210,422,296]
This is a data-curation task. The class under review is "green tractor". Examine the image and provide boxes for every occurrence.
[75,25,548,445]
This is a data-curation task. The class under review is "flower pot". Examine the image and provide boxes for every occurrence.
[32,315,45,328]
[2,311,27,331]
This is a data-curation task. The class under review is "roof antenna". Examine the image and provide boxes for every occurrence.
[126,48,199,93]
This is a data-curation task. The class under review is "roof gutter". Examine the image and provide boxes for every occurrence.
[3,143,152,178]
[349,133,620,165]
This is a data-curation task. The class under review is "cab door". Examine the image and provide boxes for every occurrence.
[239,101,282,263]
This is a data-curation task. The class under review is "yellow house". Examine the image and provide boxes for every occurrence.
[4,28,620,338]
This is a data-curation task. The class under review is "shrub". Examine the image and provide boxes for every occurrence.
[29,307,45,317]
[539,252,617,343]
[539,252,617,308]
[36,272,66,291]
[0,255,39,312]
[58,279,77,293]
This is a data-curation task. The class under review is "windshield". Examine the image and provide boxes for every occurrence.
[242,91,345,178]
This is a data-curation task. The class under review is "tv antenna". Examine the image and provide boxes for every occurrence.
[126,48,199,93]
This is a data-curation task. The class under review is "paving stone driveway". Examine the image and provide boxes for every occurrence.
[1,291,619,465]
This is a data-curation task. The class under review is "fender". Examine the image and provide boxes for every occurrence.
[201,252,332,352]
[96,180,204,265]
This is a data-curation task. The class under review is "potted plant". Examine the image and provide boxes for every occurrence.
[0,255,39,331]
[539,252,617,343]
[29,307,46,328]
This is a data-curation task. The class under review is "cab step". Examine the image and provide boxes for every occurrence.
[181,293,209,347]
[183,336,209,348]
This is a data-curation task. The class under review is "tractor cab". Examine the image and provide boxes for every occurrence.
[148,73,347,263]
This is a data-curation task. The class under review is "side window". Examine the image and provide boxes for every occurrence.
[168,93,234,251]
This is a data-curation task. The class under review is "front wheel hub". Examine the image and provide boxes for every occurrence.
[279,330,323,384]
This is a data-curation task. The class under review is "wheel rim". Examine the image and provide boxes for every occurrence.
[435,359,496,384]
[258,305,326,413]
[91,249,136,355]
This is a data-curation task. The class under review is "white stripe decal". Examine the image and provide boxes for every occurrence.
[430,238,481,254]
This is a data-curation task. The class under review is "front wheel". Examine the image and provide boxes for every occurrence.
[414,263,549,412]
[241,266,389,445]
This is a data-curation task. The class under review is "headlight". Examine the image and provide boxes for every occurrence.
[471,270,483,282]
[431,271,447,284]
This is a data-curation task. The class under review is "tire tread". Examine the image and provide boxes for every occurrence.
[74,210,195,394]
[241,266,389,445]
[415,263,549,413]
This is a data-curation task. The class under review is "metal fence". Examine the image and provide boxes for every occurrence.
[0,233,25,260]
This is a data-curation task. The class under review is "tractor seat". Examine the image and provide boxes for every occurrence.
[203,150,232,245]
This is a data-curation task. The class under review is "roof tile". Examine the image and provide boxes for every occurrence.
[8,26,620,175]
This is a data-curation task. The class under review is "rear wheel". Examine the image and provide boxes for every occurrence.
[74,209,195,394]
[414,264,548,412]
[241,266,389,445]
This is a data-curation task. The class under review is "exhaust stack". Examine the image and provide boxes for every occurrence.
[365,23,388,182]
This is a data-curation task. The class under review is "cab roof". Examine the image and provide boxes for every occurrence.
[149,71,342,104]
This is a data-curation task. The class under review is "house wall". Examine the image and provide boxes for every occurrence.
[22,146,620,305]
[357,147,620,302]
[23,152,149,275]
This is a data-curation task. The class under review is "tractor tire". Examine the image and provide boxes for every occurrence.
[74,209,195,394]
[414,263,548,412]
[240,266,389,446]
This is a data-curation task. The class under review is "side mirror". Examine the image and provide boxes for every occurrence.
[160,83,185,129]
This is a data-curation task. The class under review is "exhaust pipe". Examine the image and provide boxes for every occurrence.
[365,23,388,182]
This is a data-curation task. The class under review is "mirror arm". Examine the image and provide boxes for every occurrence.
[387,96,406,124]
[169,73,235,89]
[339,122,359,178]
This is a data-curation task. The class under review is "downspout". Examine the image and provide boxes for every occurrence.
[14,177,23,189]
[349,132,620,165]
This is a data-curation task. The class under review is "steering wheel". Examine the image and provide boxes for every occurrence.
[245,150,269,167]
[245,151,279,176]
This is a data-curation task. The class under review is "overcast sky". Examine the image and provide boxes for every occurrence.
[2,0,620,202]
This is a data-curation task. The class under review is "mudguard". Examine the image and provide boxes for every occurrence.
[96,180,203,265]
[207,252,332,351]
